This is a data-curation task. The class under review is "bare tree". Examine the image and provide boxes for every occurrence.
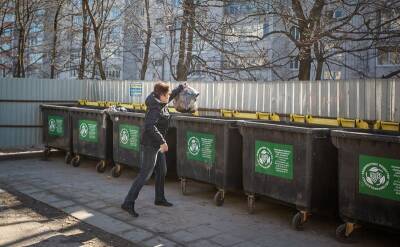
[14,0,41,77]
[83,0,116,80]
[140,0,152,80]
[50,0,66,78]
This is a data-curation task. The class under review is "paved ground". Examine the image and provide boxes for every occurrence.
[0,186,138,247]
[0,155,399,247]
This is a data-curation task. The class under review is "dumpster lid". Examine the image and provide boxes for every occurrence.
[40,104,75,110]
[172,115,237,125]
[331,129,400,143]
[236,120,331,134]
[68,106,106,114]
[108,111,145,118]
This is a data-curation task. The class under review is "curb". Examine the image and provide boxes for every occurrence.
[0,150,62,161]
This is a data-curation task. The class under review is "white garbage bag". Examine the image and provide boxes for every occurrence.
[173,86,199,113]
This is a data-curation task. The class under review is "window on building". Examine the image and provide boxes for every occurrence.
[3,28,12,37]
[290,26,300,41]
[29,53,43,64]
[73,15,82,26]
[377,47,400,65]
[156,0,163,4]
[110,7,121,19]
[154,59,163,66]
[324,71,342,80]
[263,16,271,36]
[4,13,14,22]
[155,37,164,45]
[111,26,122,40]
[136,48,144,60]
[0,43,11,51]
[156,18,163,25]
[173,0,182,8]
[289,57,299,70]
[140,7,145,16]
[380,9,400,31]
[333,9,344,19]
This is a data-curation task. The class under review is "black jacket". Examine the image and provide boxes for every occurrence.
[141,85,184,147]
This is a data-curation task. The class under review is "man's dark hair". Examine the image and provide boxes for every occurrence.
[153,82,170,98]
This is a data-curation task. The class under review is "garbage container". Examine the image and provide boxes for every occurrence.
[109,111,145,177]
[173,115,242,206]
[69,106,113,173]
[237,120,338,230]
[40,104,73,163]
[331,129,400,241]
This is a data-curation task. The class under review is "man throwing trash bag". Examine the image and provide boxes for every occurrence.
[121,81,188,217]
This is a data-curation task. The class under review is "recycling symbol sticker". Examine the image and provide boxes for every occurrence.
[256,146,273,169]
[49,119,56,132]
[362,162,390,191]
[188,136,200,156]
[120,128,129,145]
[79,122,89,138]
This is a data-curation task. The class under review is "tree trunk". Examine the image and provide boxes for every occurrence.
[176,0,189,81]
[298,46,311,80]
[94,30,106,79]
[79,0,89,79]
[140,0,151,80]
[84,0,106,80]
[314,42,324,80]
[184,0,194,77]
[15,28,25,77]
[50,2,63,79]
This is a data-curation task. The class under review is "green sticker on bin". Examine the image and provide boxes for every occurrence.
[79,120,98,142]
[359,154,400,202]
[48,115,64,136]
[186,131,215,165]
[255,140,293,180]
[119,124,140,151]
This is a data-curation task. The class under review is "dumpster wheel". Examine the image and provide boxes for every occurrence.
[335,223,359,243]
[111,164,122,178]
[43,147,51,161]
[247,194,255,214]
[214,190,225,206]
[65,152,72,164]
[180,178,187,195]
[71,155,80,167]
[291,211,309,230]
[96,160,107,173]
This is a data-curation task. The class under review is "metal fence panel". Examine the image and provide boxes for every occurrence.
[1,78,400,148]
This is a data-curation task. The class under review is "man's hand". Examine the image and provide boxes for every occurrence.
[160,143,169,153]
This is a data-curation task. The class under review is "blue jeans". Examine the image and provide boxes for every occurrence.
[123,145,167,205]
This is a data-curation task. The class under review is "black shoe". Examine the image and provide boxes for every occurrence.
[154,200,173,207]
[121,203,139,217]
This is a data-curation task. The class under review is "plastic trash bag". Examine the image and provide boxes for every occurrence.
[173,86,200,113]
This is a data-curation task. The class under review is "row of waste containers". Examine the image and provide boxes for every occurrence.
[40,103,400,242]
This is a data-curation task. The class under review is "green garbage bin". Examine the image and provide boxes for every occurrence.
[108,111,145,177]
[237,120,338,230]
[40,104,73,163]
[69,106,113,173]
[173,115,242,206]
[331,129,400,241]
[108,110,178,178]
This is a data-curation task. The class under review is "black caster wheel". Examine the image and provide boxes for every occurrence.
[214,190,225,206]
[335,223,357,243]
[65,152,72,164]
[43,147,51,161]
[96,160,107,173]
[71,155,80,167]
[291,212,305,230]
[180,178,187,195]
[111,164,122,178]
[247,195,255,214]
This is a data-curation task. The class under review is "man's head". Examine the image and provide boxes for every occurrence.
[153,81,170,103]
